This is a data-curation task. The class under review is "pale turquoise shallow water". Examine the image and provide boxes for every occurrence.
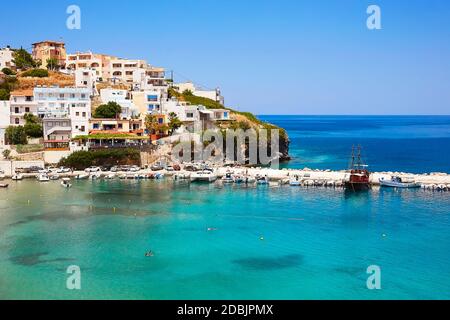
[1,179,449,299]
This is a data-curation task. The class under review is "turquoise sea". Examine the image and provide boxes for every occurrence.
[1,116,450,300]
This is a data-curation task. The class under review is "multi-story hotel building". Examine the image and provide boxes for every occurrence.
[32,41,67,68]
[9,90,38,125]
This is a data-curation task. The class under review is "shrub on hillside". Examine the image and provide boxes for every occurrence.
[59,149,141,169]
[1,68,15,75]
[21,68,49,78]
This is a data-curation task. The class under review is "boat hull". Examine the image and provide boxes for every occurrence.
[344,181,371,191]
[379,180,421,188]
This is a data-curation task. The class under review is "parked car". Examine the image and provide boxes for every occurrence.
[85,166,101,173]
[151,164,164,171]
[129,165,140,172]
[173,164,181,171]
[100,166,111,172]
[57,167,71,173]
[110,166,120,172]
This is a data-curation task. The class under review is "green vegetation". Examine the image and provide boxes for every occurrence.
[144,114,168,136]
[168,112,182,134]
[13,48,38,70]
[0,74,18,100]
[59,149,141,169]
[15,144,44,154]
[0,89,10,100]
[1,68,15,75]
[24,113,43,138]
[2,149,11,160]
[93,101,122,118]
[5,126,27,145]
[46,58,60,71]
[21,68,49,78]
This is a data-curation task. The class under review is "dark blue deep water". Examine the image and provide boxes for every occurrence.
[259,115,450,173]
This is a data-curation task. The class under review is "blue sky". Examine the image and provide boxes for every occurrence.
[1,0,450,115]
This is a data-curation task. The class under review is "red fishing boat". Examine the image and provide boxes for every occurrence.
[344,145,371,191]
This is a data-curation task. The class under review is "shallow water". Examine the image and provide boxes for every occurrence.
[1,180,449,299]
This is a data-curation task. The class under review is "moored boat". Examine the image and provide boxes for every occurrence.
[37,174,50,182]
[12,174,23,181]
[221,172,234,183]
[190,170,217,182]
[0,183,8,188]
[379,176,421,188]
[344,145,371,191]
[289,175,301,186]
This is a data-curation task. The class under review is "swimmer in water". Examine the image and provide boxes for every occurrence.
[145,251,154,257]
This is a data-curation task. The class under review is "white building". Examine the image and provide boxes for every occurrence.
[132,67,167,91]
[174,82,224,105]
[0,46,15,70]
[99,88,138,119]
[34,87,91,138]
[0,101,10,145]
[9,90,38,125]
[110,59,147,84]
[75,68,97,96]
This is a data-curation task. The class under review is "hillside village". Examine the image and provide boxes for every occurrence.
[0,41,289,167]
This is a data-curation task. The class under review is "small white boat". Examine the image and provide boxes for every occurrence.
[190,170,217,182]
[0,183,8,188]
[289,175,301,186]
[75,173,90,180]
[256,175,269,185]
[221,172,234,183]
[379,176,421,188]
[61,178,72,188]
[0,170,5,180]
[105,173,116,180]
[90,173,101,180]
[12,174,23,181]
[49,175,60,181]
[37,174,50,182]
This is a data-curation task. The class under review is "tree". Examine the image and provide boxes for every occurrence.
[23,113,43,138]
[21,69,49,78]
[1,68,15,75]
[46,58,59,71]
[168,112,182,134]
[93,102,122,118]
[0,89,9,100]
[5,126,27,145]
[182,89,193,96]
[2,149,11,160]
[144,114,159,135]
[12,48,37,70]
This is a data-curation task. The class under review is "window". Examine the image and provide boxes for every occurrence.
[81,94,86,99]
[118,123,123,129]
[25,107,30,113]
[223,112,228,118]
[148,105,154,111]
[158,118,163,124]
[59,93,64,99]
[76,112,80,116]
[82,112,86,117]
[71,94,75,98]
[147,95,158,102]
[14,107,19,113]
[15,118,19,124]
[93,123,99,129]
[75,125,79,129]
[60,103,65,108]
[80,126,85,132]
[187,112,194,118]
